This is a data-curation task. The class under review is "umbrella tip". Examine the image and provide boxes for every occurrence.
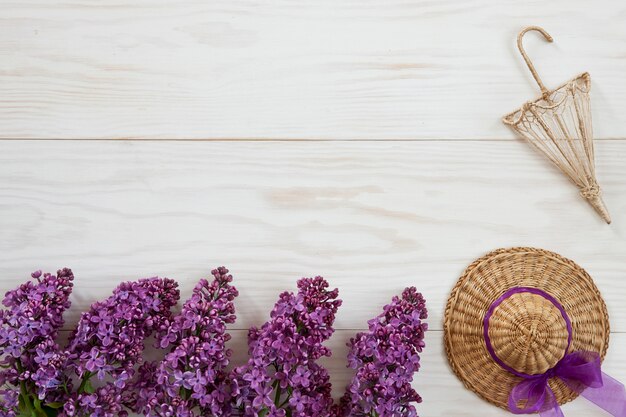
[586,194,611,224]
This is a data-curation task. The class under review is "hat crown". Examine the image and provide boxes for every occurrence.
[487,291,570,375]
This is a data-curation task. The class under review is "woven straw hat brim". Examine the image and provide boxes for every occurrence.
[444,247,610,411]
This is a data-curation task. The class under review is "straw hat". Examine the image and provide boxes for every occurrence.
[444,247,610,411]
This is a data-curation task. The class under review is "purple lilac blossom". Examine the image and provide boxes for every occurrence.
[229,276,342,417]
[60,276,180,417]
[0,269,74,417]
[129,267,238,417]
[332,287,428,417]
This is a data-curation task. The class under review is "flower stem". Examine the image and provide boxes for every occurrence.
[16,360,35,415]
[274,384,282,406]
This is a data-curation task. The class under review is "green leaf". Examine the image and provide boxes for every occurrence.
[83,380,95,394]
[45,403,64,409]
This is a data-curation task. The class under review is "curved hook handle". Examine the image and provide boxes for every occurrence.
[517,26,553,96]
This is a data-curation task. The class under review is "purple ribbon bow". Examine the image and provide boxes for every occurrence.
[484,287,626,416]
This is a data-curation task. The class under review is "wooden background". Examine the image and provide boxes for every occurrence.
[1,1,625,415]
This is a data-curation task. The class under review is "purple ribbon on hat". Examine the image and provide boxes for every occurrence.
[484,287,626,416]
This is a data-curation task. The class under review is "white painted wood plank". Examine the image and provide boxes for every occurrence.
[0,0,625,139]
[0,140,624,331]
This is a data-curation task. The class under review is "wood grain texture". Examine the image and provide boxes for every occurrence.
[1,140,625,332]
[2,3,625,415]
[1,0,625,139]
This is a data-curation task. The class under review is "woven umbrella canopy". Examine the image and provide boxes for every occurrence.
[503,26,611,224]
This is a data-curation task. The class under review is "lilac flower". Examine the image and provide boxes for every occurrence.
[71,384,129,417]
[62,276,180,417]
[230,276,342,417]
[2,266,428,417]
[333,287,428,417]
[253,384,274,408]
[130,267,238,417]
[0,268,74,416]
[34,347,56,366]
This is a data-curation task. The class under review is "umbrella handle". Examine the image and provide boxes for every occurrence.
[517,26,554,97]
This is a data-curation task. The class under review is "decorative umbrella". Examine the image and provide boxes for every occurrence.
[503,26,611,223]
